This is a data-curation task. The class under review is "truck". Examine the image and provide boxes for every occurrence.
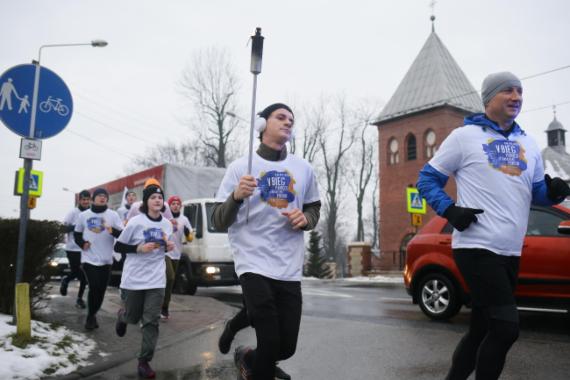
[85,163,239,293]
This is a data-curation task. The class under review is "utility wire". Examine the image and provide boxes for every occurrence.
[521,100,570,114]
[65,129,138,159]
[74,111,159,145]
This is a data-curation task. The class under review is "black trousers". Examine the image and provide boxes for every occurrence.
[81,263,111,317]
[64,251,87,299]
[240,273,302,380]
[446,249,520,380]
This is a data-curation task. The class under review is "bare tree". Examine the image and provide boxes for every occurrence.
[346,103,378,241]
[128,139,211,171]
[318,96,357,273]
[300,100,327,163]
[179,47,242,168]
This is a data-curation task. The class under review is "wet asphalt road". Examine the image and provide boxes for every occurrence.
[87,281,570,379]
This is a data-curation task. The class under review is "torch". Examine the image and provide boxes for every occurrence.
[246,27,264,222]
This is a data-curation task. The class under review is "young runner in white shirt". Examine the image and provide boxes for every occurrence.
[114,184,175,379]
[74,188,123,330]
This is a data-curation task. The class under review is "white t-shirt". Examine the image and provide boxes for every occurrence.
[63,207,83,252]
[429,123,544,256]
[167,214,193,260]
[215,152,320,281]
[116,205,130,222]
[126,201,173,221]
[75,208,123,266]
[117,213,173,290]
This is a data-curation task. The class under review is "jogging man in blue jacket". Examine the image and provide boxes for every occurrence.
[417,71,570,380]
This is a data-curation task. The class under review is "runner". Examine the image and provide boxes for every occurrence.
[212,103,321,379]
[114,183,175,379]
[117,189,137,223]
[60,189,90,309]
[74,188,123,330]
[161,195,193,320]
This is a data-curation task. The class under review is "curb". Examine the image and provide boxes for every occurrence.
[43,321,223,380]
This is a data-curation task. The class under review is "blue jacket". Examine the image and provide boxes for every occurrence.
[417,113,553,216]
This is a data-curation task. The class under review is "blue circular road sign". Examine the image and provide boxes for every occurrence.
[0,64,73,139]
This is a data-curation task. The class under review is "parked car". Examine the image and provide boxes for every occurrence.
[46,243,69,279]
[404,204,570,320]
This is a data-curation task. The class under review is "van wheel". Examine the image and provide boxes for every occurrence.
[174,261,197,295]
[417,273,462,320]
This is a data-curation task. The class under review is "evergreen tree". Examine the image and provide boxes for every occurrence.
[305,230,332,278]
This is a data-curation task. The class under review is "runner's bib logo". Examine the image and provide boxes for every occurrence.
[482,139,527,176]
[86,217,105,233]
[257,170,296,209]
[143,228,167,247]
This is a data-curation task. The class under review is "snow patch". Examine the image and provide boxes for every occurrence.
[0,314,98,379]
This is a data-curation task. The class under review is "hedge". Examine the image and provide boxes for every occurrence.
[0,218,63,315]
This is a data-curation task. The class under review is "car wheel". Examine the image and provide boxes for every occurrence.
[174,261,197,295]
[417,273,462,320]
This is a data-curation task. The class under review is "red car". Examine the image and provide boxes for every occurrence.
[404,204,570,320]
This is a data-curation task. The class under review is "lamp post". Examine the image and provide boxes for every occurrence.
[15,40,107,287]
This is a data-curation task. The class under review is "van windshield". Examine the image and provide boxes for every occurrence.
[206,202,228,233]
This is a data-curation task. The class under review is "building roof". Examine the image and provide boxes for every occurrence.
[546,116,566,132]
[375,31,482,124]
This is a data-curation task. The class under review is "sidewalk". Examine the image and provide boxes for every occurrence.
[39,283,234,379]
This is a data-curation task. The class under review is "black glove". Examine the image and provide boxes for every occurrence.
[545,174,570,201]
[443,205,484,232]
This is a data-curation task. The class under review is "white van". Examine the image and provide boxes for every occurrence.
[176,198,239,294]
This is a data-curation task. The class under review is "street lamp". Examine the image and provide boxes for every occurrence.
[15,40,108,286]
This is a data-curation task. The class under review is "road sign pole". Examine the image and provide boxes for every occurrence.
[14,61,40,295]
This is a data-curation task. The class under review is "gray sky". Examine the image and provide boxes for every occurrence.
[1,0,570,220]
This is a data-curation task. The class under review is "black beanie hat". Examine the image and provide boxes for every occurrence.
[92,188,109,200]
[258,103,294,120]
[143,185,163,205]
[79,190,91,199]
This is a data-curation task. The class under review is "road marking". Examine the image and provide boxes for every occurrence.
[303,288,353,298]
[517,306,568,314]
[379,297,412,303]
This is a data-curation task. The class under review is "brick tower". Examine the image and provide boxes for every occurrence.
[372,24,482,271]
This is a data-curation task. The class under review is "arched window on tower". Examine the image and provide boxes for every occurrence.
[388,138,399,165]
[425,129,437,158]
[406,134,417,161]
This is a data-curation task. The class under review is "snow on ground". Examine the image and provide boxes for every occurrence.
[343,275,404,284]
[302,275,404,283]
[0,314,97,379]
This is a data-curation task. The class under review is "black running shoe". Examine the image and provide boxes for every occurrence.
[275,364,291,380]
[85,314,97,331]
[218,320,236,354]
[234,346,253,380]
[75,298,86,309]
[115,309,127,337]
[59,278,68,296]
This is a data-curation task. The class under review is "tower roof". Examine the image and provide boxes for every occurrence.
[375,31,482,124]
[546,114,566,132]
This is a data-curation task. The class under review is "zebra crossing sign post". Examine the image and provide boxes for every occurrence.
[406,187,426,214]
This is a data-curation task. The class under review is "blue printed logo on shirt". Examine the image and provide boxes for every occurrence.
[482,139,527,176]
[257,170,296,209]
[86,217,105,233]
[143,228,167,247]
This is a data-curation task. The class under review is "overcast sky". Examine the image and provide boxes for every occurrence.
[1,0,570,220]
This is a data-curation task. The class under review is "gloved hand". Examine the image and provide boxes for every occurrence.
[545,174,570,201]
[443,205,484,232]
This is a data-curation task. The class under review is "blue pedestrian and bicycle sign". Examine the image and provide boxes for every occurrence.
[0,64,73,139]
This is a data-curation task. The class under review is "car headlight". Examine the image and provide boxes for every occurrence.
[205,266,220,274]
[49,260,59,267]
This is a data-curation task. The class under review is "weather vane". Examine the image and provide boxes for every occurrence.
[429,0,437,32]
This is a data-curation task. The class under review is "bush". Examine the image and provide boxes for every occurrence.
[0,218,63,315]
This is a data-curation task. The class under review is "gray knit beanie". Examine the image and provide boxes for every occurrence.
[481,72,521,106]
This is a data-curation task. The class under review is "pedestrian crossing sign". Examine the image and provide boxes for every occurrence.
[15,168,43,197]
[406,187,426,214]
